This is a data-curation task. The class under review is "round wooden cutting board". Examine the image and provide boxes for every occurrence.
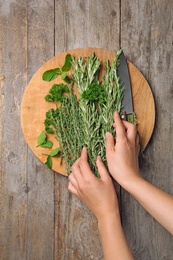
[21,48,155,176]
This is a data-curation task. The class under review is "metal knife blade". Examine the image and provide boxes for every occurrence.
[117,51,133,116]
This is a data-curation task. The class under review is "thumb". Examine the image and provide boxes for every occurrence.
[96,156,110,180]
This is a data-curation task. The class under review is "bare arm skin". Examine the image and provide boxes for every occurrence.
[106,111,173,236]
[68,147,133,260]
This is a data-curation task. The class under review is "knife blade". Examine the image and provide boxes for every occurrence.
[117,51,133,119]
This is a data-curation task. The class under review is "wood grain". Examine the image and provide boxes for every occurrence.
[0,0,55,260]
[26,1,55,259]
[1,0,173,259]
[21,48,155,176]
[120,0,173,258]
[0,2,28,259]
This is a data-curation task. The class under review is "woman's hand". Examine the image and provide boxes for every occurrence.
[68,147,119,221]
[106,111,140,188]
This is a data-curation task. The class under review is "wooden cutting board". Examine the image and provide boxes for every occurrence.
[21,48,155,176]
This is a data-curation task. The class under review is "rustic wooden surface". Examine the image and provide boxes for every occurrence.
[0,0,173,259]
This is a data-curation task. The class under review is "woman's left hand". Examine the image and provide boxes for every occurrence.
[68,147,119,221]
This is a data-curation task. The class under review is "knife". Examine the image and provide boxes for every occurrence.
[117,51,133,120]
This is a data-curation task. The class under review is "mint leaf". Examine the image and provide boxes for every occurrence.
[42,68,61,82]
[61,54,72,72]
[61,72,71,83]
[45,155,52,169]
[49,148,61,157]
[37,131,46,146]
[40,140,53,148]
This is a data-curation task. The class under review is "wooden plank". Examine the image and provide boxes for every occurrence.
[26,0,55,259]
[55,0,120,54]
[0,0,55,259]
[120,0,173,258]
[0,2,28,259]
[54,1,120,259]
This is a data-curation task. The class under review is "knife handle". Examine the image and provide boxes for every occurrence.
[120,111,127,121]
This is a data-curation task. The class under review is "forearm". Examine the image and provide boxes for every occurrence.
[98,213,133,260]
[123,175,173,235]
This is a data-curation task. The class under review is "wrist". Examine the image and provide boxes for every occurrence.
[97,210,121,229]
[121,174,143,193]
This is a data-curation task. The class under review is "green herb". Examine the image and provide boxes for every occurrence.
[42,68,61,82]
[70,49,124,174]
[45,155,52,169]
[43,148,61,169]
[49,147,61,157]
[44,87,84,173]
[61,72,71,84]
[37,131,47,146]
[37,131,53,148]
[40,140,53,148]
[127,112,137,125]
[42,54,72,83]
[81,83,108,105]
[45,84,69,104]
[38,49,137,176]
[61,54,72,71]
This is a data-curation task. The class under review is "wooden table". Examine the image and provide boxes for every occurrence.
[1,1,173,259]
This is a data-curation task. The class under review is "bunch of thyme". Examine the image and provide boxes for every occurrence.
[44,86,84,173]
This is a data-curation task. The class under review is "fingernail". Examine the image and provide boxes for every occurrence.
[106,132,110,138]
[97,155,101,160]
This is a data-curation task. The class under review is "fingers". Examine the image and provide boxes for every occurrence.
[106,132,115,153]
[96,156,110,181]
[80,146,88,161]
[68,170,79,188]
[113,111,137,143]
[79,147,94,177]
[68,147,110,198]
[122,120,137,142]
[112,111,126,139]
[68,160,83,197]
[68,147,94,196]
[70,158,83,184]
[68,182,78,197]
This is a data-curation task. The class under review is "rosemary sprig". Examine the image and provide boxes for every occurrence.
[71,53,102,176]
[99,48,124,149]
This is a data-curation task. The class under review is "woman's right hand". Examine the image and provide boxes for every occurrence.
[106,111,140,188]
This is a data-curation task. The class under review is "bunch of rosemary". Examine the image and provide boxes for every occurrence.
[38,49,126,176]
